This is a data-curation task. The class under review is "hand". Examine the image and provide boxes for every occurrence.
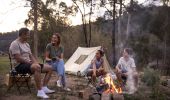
[56,57,60,61]
[117,68,121,73]
[46,58,52,61]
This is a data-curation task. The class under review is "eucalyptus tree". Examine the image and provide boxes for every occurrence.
[99,0,126,65]
[25,0,77,55]
[71,0,97,47]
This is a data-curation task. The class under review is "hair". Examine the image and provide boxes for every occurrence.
[18,28,29,37]
[124,48,132,55]
[53,33,61,45]
[98,50,104,57]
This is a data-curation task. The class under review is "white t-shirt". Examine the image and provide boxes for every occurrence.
[9,39,32,64]
[117,57,136,72]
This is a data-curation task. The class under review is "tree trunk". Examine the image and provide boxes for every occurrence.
[112,0,116,66]
[72,0,88,47]
[125,0,133,47]
[126,14,131,42]
[117,0,122,59]
[88,0,93,47]
[33,0,38,58]
[163,32,167,64]
[82,0,88,47]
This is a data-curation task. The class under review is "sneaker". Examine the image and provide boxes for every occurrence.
[57,80,62,87]
[37,90,49,99]
[89,84,94,88]
[63,87,71,91]
[42,86,55,94]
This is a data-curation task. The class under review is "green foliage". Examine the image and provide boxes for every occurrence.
[141,68,160,87]
[25,0,77,30]
[0,56,10,74]
[128,34,150,67]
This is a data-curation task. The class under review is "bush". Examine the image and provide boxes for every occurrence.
[141,67,160,87]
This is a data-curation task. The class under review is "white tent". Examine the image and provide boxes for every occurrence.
[65,46,112,76]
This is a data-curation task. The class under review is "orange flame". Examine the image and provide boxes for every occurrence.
[104,74,122,94]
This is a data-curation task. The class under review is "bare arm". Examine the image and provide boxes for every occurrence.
[116,64,121,73]
[45,51,52,61]
[59,53,64,59]
[91,59,97,75]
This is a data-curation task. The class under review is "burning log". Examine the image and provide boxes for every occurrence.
[93,73,123,100]
[101,93,124,100]
[99,73,122,94]
[89,73,123,100]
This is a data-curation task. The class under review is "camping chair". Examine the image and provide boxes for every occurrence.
[7,53,32,94]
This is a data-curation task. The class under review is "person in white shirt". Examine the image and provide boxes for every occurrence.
[116,48,138,87]
[9,28,55,99]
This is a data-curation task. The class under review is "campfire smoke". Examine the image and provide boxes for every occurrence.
[126,67,137,94]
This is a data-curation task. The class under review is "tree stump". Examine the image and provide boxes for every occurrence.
[89,93,101,100]
[101,93,124,100]
[112,94,124,100]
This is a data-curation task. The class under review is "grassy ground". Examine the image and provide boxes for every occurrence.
[0,56,10,74]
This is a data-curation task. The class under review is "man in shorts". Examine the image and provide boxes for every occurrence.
[9,28,55,99]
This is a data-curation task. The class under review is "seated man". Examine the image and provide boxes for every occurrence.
[87,50,106,85]
[9,28,55,99]
[115,48,138,87]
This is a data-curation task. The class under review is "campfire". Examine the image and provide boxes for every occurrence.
[103,73,122,94]
[96,73,122,94]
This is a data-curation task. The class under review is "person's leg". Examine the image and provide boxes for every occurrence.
[31,63,42,90]
[29,63,51,98]
[115,69,122,79]
[41,64,53,87]
[56,59,65,87]
[96,68,106,77]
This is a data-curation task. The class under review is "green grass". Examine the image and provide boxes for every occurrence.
[0,56,10,74]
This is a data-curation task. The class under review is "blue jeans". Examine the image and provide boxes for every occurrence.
[46,59,66,87]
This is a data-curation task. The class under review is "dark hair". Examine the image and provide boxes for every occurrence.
[53,33,61,45]
[18,28,29,36]
[98,50,104,57]
[124,48,132,55]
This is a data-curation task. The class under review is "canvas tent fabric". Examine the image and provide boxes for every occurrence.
[65,46,113,76]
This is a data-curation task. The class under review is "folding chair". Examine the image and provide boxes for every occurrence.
[7,53,32,94]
